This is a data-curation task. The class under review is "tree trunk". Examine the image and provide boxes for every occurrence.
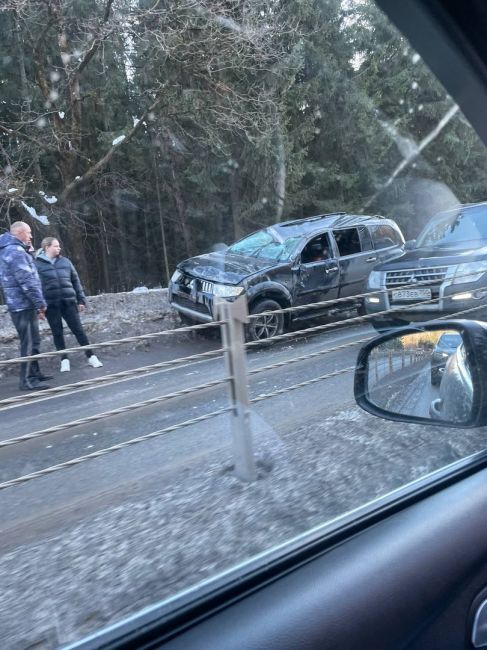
[231,169,243,240]
[274,124,286,221]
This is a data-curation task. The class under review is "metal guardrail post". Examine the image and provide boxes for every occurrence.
[215,296,256,482]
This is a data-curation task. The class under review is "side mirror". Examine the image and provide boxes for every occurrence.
[211,242,228,252]
[354,321,487,427]
[404,239,416,250]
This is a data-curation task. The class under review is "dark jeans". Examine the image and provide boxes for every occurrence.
[10,309,41,385]
[46,300,92,359]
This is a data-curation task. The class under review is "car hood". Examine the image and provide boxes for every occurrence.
[374,244,487,271]
[177,252,277,285]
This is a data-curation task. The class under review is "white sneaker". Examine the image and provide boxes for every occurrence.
[60,359,70,372]
[88,355,103,368]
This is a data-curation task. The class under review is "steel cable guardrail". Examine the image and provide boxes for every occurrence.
[1,267,482,368]
[0,346,226,409]
[0,301,485,491]
[0,279,451,410]
[0,294,443,412]
[1,282,485,412]
[0,406,234,491]
[0,376,230,449]
[245,267,487,320]
[0,318,225,367]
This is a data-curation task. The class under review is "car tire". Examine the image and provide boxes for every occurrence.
[246,299,284,342]
[370,318,408,333]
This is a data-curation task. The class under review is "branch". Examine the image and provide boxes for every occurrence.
[0,123,58,153]
[76,0,115,77]
[57,94,165,204]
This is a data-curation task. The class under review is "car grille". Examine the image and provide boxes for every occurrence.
[173,295,211,316]
[385,267,448,287]
[199,280,214,293]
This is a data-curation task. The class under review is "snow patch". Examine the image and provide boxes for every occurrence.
[8,188,18,194]
[58,111,65,119]
[112,135,126,146]
[21,202,49,225]
[44,195,58,204]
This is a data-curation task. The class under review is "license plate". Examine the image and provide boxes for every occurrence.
[391,288,432,301]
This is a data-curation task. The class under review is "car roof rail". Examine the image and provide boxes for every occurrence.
[279,212,346,227]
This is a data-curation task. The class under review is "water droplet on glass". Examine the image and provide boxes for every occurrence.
[36,117,47,129]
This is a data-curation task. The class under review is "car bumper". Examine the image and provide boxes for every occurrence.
[169,283,243,323]
[169,283,215,322]
[364,282,487,321]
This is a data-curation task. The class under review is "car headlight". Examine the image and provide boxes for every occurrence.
[452,261,487,284]
[171,269,183,283]
[212,284,245,298]
[367,271,383,289]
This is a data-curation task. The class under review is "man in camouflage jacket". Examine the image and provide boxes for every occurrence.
[0,221,52,390]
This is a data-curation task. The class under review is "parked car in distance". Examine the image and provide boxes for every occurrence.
[169,213,404,340]
[430,331,462,386]
[364,202,487,331]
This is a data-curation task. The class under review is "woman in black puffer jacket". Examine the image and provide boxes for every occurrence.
[36,237,103,372]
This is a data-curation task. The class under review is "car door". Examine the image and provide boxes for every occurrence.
[293,232,340,308]
[333,226,377,298]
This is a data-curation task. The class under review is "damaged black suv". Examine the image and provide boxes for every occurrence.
[169,213,404,341]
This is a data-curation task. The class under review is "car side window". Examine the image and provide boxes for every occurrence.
[359,226,374,251]
[333,228,361,256]
[370,224,402,249]
[301,234,332,264]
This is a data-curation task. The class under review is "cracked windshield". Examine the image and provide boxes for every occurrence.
[1,0,487,648]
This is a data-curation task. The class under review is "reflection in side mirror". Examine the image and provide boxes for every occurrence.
[367,329,472,423]
[354,322,487,428]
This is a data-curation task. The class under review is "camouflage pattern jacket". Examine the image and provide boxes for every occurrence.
[0,232,46,312]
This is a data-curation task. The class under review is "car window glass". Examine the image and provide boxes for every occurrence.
[416,205,487,247]
[228,230,300,261]
[370,224,402,249]
[301,234,332,263]
[333,228,362,256]
[359,226,374,251]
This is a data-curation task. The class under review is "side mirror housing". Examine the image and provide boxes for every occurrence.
[354,320,487,428]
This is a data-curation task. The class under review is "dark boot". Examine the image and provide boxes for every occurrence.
[19,378,51,391]
[28,359,53,382]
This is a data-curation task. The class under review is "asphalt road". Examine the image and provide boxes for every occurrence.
[0,319,372,541]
